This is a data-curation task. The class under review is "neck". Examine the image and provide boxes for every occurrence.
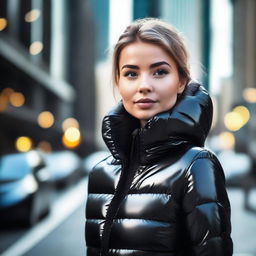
[140,119,147,128]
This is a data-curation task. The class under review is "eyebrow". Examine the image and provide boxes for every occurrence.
[121,61,171,70]
[121,64,139,70]
[150,61,171,68]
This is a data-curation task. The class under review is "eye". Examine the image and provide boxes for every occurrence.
[124,71,138,79]
[153,69,169,77]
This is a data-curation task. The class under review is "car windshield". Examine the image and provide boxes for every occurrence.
[0,153,31,180]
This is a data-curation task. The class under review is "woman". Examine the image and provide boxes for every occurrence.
[85,18,233,256]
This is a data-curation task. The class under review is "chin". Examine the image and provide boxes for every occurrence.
[135,112,157,122]
[126,107,168,122]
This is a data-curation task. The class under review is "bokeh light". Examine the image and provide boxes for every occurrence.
[37,141,52,152]
[2,88,14,98]
[9,92,25,107]
[224,112,244,131]
[62,136,81,148]
[233,105,250,125]
[64,127,80,142]
[62,117,79,132]
[62,127,81,148]
[243,88,256,103]
[29,41,43,55]
[16,136,33,152]
[25,9,41,22]
[0,18,7,31]
[219,132,235,150]
[0,93,8,111]
[37,111,55,128]
[224,105,250,131]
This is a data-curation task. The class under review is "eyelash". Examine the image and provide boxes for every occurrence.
[123,69,169,79]
[124,71,137,78]
[154,69,169,76]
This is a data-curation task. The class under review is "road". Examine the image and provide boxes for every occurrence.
[0,178,87,256]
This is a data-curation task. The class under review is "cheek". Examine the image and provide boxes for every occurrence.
[161,94,177,109]
[117,84,134,101]
[118,88,128,100]
[158,84,179,108]
[159,84,179,99]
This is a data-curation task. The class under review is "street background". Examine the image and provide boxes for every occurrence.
[0,0,256,255]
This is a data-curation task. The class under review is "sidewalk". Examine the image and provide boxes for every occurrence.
[228,188,256,255]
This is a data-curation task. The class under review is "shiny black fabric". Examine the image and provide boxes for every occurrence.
[85,81,233,256]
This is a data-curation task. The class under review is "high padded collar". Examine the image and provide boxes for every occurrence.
[102,81,213,164]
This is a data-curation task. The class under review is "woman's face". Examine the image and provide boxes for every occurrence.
[117,41,186,127]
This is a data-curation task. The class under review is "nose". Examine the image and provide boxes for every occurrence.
[138,75,153,94]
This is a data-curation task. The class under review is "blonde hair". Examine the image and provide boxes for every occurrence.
[112,18,191,85]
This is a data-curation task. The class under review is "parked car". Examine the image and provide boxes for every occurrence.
[0,150,53,227]
[43,150,82,188]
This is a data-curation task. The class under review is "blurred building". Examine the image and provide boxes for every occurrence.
[231,0,256,167]
[0,0,97,156]
[232,0,256,103]
[210,0,256,155]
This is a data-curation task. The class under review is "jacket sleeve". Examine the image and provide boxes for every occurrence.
[182,150,233,256]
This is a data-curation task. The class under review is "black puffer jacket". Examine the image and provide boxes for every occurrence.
[85,81,233,256]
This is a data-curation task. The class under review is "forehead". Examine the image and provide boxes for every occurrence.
[119,41,175,67]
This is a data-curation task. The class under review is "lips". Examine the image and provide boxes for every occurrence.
[134,98,157,109]
[135,98,157,103]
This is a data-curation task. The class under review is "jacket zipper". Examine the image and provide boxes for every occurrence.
[100,129,141,255]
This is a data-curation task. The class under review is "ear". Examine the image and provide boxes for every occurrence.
[178,79,186,93]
